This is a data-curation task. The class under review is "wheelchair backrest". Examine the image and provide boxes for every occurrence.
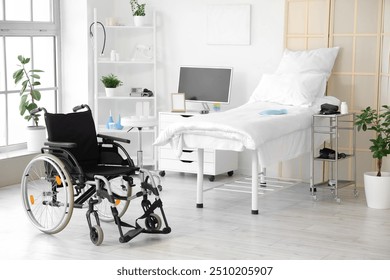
[45,110,99,167]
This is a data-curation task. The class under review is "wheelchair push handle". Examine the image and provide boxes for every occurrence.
[30,107,47,115]
[73,104,91,112]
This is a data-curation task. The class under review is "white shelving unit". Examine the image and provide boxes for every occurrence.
[92,9,158,167]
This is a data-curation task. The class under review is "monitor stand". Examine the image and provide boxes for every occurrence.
[200,102,210,114]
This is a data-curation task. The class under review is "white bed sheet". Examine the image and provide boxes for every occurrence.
[154,98,337,166]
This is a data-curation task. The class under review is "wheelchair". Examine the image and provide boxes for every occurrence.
[21,104,171,245]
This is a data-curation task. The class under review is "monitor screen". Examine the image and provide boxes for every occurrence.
[178,66,233,104]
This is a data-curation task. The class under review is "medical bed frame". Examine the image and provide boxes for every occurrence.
[196,149,263,214]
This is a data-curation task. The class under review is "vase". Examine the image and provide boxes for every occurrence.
[133,16,146,27]
[364,171,390,209]
[27,126,46,152]
[105,88,117,97]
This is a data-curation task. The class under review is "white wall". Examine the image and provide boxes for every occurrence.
[121,0,285,112]
[61,0,286,175]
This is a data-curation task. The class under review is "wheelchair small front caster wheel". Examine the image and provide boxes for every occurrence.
[227,171,234,177]
[145,213,162,231]
[90,225,104,246]
[159,171,166,177]
[209,176,215,182]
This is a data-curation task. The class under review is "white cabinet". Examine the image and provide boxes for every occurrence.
[158,112,238,181]
[92,10,157,167]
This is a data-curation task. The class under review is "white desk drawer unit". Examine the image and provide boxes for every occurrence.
[158,112,238,181]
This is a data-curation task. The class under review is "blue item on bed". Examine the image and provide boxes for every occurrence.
[258,109,288,115]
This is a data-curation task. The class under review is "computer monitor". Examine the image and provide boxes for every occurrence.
[178,66,233,112]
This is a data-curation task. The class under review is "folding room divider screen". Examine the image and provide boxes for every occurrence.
[284,0,390,186]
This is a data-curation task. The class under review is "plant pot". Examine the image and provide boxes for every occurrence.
[105,88,117,97]
[364,172,390,209]
[27,126,46,152]
[133,16,146,27]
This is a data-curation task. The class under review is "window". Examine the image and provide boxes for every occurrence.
[0,0,60,151]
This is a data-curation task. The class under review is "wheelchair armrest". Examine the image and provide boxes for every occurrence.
[44,141,77,149]
[97,134,130,144]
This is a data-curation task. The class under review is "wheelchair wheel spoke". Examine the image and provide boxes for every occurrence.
[21,154,74,234]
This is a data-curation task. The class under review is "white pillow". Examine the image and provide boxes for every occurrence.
[275,47,340,79]
[248,73,327,106]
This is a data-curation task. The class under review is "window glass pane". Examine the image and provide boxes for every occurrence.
[2,1,58,150]
[0,37,5,91]
[33,0,52,22]
[33,37,55,87]
[0,94,6,146]
[7,92,26,145]
[39,89,56,114]
[5,0,31,21]
[5,37,31,92]
[0,1,4,21]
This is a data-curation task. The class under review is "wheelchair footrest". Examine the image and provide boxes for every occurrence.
[143,227,172,235]
[119,227,144,243]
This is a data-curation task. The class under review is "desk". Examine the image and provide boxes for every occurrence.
[158,111,238,181]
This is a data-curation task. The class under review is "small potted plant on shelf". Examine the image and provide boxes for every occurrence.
[101,73,123,97]
[130,0,146,26]
[13,55,46,152]
[356,105,390,209]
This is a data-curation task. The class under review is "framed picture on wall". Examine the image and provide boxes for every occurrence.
[171,93,186,112]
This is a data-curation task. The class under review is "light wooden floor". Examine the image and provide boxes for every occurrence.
[0,172,389,260]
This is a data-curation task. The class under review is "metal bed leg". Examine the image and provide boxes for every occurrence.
[196,148,204,208]
[252,151,259,214]
[260,167,266,186]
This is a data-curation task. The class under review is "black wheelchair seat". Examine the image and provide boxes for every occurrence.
[83,165,138,180]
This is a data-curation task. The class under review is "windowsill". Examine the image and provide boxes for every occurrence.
[0,149,38,160]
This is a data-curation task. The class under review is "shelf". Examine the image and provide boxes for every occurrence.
[97,96,154,100]
[313,154,354,162]
[104,25,154,30]
[313,180,355,190]
[97,60,154,65]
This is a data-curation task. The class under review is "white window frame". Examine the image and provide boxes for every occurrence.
[0,0,61,152]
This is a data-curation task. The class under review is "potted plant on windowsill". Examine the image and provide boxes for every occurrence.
[13,55,46,152]
[130,0,146,26]
[356,105,390,209]
[101,73,123,97]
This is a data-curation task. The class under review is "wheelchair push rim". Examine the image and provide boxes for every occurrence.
[21,154,74,234]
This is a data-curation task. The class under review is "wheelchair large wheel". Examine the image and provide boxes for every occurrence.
[21,154,74,234]
[95,176,132,222]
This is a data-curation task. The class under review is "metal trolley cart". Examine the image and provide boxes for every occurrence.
[310,113,358,202]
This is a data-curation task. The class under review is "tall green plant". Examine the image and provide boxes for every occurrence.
[130,0,146,16]
[13,55,43,126]
[356,105,390,176]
